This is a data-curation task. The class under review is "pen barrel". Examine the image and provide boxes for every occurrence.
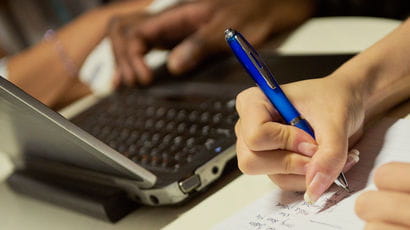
[263,86,315,138]
[293,118,315,138]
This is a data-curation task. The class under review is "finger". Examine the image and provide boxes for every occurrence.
[364,222,410,230]
[268,174,306,192]
[112,70,121,88]
[167,12,228,75]
[266,150,359,192]
[355,190,410,227]
[236,121,310,175]
[235,87,278,119]
[304,124,348,203]
[127,38,152,85]
[374,162,410,193]
[119,56,137,86]
[109,20,136,86]
[236,88,317,156]
[348,127,364,148]
[138,2,211,48]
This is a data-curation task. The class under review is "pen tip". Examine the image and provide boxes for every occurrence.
[224,28,235,40]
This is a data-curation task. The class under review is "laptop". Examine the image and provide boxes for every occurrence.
[0,53,354,207]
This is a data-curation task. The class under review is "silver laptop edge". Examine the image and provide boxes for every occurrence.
[0,76,156,188]
[0,76,237,205]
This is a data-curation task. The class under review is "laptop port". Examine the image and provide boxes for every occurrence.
[178,175,201,193]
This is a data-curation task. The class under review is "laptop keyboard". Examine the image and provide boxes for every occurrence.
[70,88,238,173]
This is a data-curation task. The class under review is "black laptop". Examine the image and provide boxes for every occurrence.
[0,53,353,208]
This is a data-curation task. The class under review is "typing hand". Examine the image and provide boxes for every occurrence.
[235,77,364,198]
[355,162,410,229]
[108,0,314,86]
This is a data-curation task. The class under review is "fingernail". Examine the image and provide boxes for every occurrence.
[347,152,360,165]
[304,192,313,204]
[344,151,360,171]
[169,48,192,74]
[349,149,360,157]
[112,70,121,87]
[305,172,332,203]
[168,57,184,74]
[298,142,318,157]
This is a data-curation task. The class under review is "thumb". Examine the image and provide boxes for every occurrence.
[304,125,348,203]
[167,19,227,75]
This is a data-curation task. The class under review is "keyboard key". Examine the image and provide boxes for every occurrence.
[151,133,162,144]
[128,144,138,154]
[188,111,200,122]
[163,134,174,144]
[188,124,199,135]
[212,113,223,124]
[146,106,155,116]
[173,136,184,145]
[144,119,155,129]
[201,125,210,136]
[156,107,166,117]
[186,137,196,147]
[226,99,236,110]
[215,128,231,137]
[71,89,238,173]
[177,123,187,134]
[205,138,216,150]
[200,112,210,123]
[213,101,223,110]
[176,110,187,121]
[155,120,166,130]
[165,121,176,132]
[166,108,177,120]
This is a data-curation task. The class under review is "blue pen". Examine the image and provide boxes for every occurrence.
[225,28,350,192]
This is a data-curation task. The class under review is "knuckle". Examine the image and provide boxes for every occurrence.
[245,130,264,151]
[234,121,240,138]
[282,154,293,174]
[235,92,244,114]
[235,87,259,112]
[273,125,290,149]
[235,89,252,114]
[236,149,258,175]
[315,148,347,175]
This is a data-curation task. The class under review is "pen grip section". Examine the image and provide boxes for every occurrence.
[293,118,315,138]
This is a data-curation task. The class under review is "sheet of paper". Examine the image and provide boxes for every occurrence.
[213,118,410,230]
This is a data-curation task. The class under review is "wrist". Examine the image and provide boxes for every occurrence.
[95,0,152,20]
[331,53,410,123]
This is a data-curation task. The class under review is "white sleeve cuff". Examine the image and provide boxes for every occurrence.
[147,0,193,13]
[0,58,8,79]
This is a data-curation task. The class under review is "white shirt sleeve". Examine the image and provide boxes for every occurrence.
[148,0,192,13]
[0,57,8,79]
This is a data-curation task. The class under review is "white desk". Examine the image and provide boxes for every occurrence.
[0,17,402,230]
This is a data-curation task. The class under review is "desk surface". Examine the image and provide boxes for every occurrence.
[0,17,403,230]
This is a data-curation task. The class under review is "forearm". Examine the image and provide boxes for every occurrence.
[7,0,151,107]
[332,19,410,122]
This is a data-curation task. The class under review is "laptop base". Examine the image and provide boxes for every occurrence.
[7,168,138,223]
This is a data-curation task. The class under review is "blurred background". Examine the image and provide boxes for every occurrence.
[0,0,111,54]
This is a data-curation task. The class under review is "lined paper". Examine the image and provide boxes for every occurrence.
[214,118,410,230]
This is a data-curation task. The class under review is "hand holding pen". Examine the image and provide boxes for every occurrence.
[227,29,362,203]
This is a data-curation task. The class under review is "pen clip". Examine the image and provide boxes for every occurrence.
[235,35,277,90]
